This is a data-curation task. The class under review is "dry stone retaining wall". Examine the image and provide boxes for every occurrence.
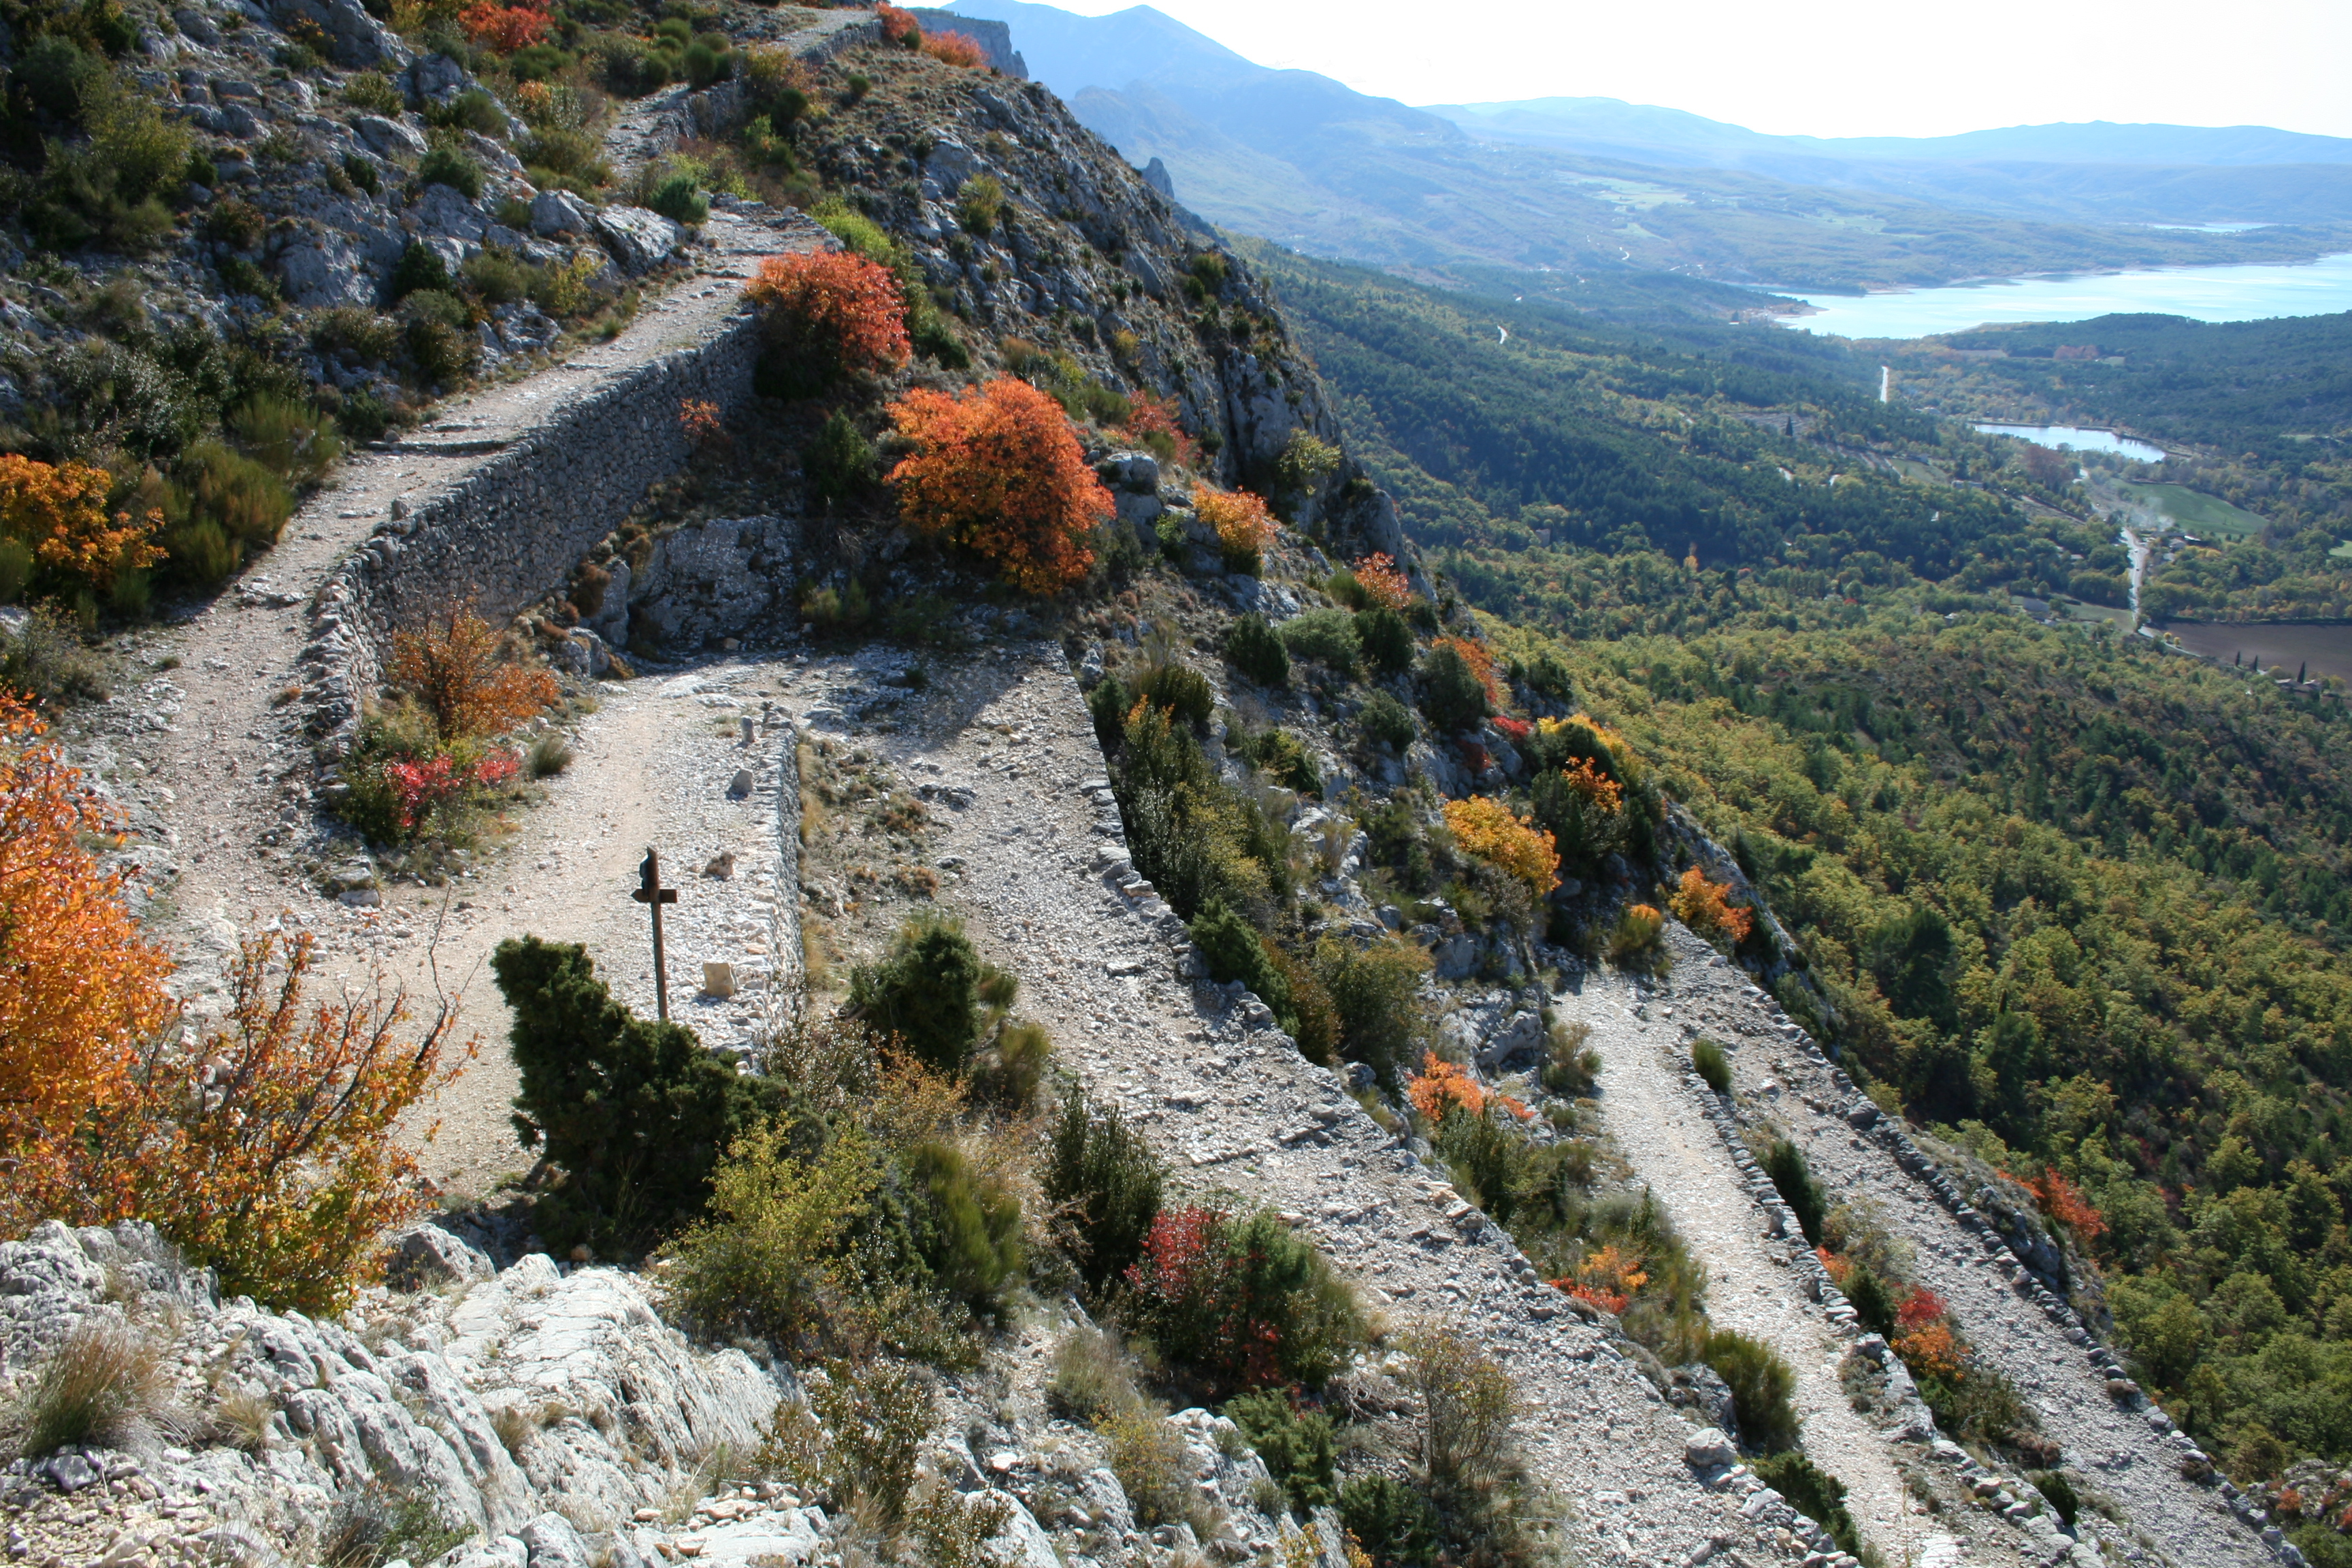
[304,314,768,751]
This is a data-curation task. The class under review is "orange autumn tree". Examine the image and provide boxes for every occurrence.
[1121,393,1200,470]
[1192,484,1277,571]
[458,0,549,52]
[1352,552,1415,612]
[1668,866,1752,945]
[91,932,471,1311]
[389,603,559,742]
[1405,1051,1527,1124]
[889,376,1111,593]
[1554,1244,1649,1314]
[0,692,468,1309]
[745,250,910,392]
[0,453,163,594]
[1443,795,1559,897]
[920,27,987,67]
[0,690,177,1199]
[2019,1166,2108,1245]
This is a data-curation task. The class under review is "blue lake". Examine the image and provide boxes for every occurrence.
[1770,251,2352,339]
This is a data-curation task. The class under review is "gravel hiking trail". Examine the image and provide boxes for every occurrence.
[753,642,1785,1567]
[1567,961,1969,1568]
[82,12,865,1193]
[1637,941,2271,1568]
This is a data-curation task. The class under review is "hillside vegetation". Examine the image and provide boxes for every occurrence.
[1266,241,2352,1519]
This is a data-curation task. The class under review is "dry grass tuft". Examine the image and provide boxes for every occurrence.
[0,1321,184,1459]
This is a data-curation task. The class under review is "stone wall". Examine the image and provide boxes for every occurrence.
[305,316,766,751]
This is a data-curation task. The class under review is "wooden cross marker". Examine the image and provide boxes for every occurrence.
[632,847,679,1020]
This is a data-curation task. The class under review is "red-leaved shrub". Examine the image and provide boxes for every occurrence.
[1121,1205,1364,1393]
[887,377,1111,593]
[459,0,549,52]
[921,29,986,67]
[745,250,911,389]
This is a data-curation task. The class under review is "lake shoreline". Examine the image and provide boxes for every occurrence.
[1762,250,2352,338]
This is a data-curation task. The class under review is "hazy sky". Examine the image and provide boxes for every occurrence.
[1015,0,2352,141]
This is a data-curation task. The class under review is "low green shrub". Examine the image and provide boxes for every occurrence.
[1042,1086,1164,1293]
[1762,1138,1825,1247]
[813,1359,936,1524]
[388,239,453,301]
[1358,689,1416,753]
[228,393,342,485]
[647,171,708,225]
[185,440,294,546]
[0,604,108,704]
[804,410,877,508]
[1703,1329,1797,1453]
[1106,1403,1206,1533]
[898,1139,1022,1311]
[1047,1324,1138,1422]
[1418,642,1489,733]
[1356,605,1414,675]
[1750,1452,1860,1558]
[494,935,777,1254]
[968,1018,1049,1109]
[1134,659,1213,728]
[416,146,483,199]
[461,247,532,306]
[424,89,506,138]
[1311,935,1430,1083]
[341,71,404,114]
[1230,721,1320,794]
[1223,1390,1336,1512]
[1539,1017,1599,1098]
[1398,1322,1520,1484]
[2027,1469,2079,1529]
[1338,1474,1437,1567]
[1189,901,1294,1025]
[847,914,983,1074]
[1844,1262,1895,1337]
[655,1120,877,1345]
[1690,1036,1730,1092]
[1224,612,1289,687]
[1279,606,1359,675]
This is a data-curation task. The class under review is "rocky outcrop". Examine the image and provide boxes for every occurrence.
[0,1220,782,1565]
[806,65,1406,568]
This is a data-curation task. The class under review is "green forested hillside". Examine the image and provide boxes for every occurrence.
[1265,244,2352,1502]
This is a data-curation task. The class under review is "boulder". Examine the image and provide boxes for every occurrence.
[531,188,598,238]
[414,181,489,239]
[400,52,477,108]
[274,231,378,308]
[1475,1009,1544,1070]
[593,205,686,274]
[1098,449,1160,493]
[353,112,427,161]
[268,0,411,69]
[382,1222,494,1290]
[518,1513,592,1568]
[1684,1428,1737,1470]
[623,516,792,648]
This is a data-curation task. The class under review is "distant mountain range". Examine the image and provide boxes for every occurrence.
[1428,99,2352,171]
[941,0,2352,287]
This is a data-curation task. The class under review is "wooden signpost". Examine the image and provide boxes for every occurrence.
[632,847,679,1020]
